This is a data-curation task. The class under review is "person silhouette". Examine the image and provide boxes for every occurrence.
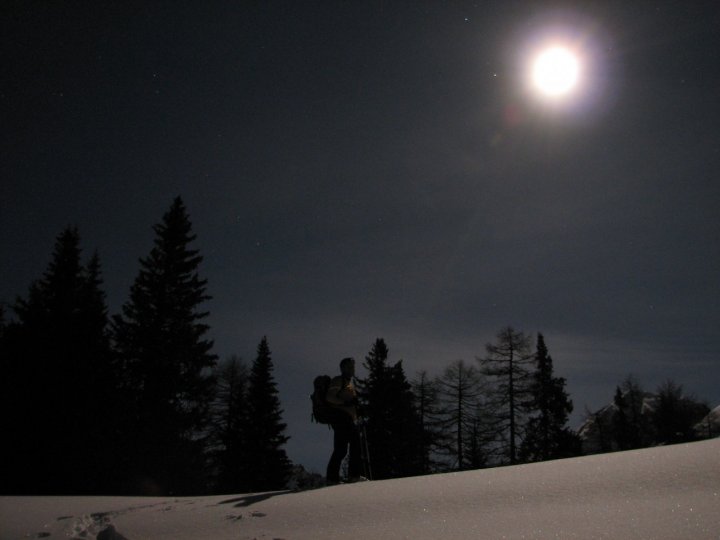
[325,357,365,484]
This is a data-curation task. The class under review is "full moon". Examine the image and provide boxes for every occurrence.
[532,46,580,97]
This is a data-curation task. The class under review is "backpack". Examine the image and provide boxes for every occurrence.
[310,375,337,424]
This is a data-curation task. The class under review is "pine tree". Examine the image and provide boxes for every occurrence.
[612,385,632,450]
[478,327,534,465]
[623,376,646,448]
[356,338,392,478]
[244,337,291,491]
[652,380,709,445]
[386,360,424,477]
[112,197,217,495]
[521,334,579,462]
[71,249,121,492]
[357,338,422,479]
[3,227,114,493]
[611,376,649,450]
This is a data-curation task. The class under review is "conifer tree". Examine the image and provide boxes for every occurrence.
[612,386,630,450]
[112,197,217,495]
[3,227,114,493]
[652,380,709,445]
[386,360,424,477]
[611,376,649,450]
[357,338,422,479]
[478,327,534,465]
[244,337,291,491]
[520,334,579,462]
[356,338,391,478]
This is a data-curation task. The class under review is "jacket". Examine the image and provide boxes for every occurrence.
[326,375,358,422]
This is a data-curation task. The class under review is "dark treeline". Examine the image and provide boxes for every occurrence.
[357,332,713,478]
[1,197,715,494]
[357,330,582,477]
[578,375,713,454]
[0,197,290,495]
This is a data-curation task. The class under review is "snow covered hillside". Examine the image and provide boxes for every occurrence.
[2,439,718,539]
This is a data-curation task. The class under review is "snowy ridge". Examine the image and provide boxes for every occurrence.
[2,439,719,539]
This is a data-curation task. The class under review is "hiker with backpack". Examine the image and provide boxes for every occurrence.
[323,357,365,485]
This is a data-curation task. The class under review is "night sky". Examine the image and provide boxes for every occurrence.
[3,1,719,472]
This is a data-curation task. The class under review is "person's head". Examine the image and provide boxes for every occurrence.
[340,357,355,378]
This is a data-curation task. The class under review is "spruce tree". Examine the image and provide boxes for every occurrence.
[612,386,632,450]
[652,380,709,445]
[112,197,217,495]
[4,227,114,494]
[357,338,422,479]
[478,327,534,465]
[244,337,291,491]
[386,360,424,477]
[611,376,649,450]
[356,338,392,478]
[520,334,579,462]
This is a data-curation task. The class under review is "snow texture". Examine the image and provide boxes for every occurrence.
[2,439,718,539]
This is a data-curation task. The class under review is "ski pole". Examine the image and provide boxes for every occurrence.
[359,419,373,480]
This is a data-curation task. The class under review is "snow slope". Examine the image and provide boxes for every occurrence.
[2,439,718,539]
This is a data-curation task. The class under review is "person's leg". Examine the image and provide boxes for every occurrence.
[326,422,350,484]
[347,423,362,479]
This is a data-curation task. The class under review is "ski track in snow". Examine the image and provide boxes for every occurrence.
[1,439,719,539]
